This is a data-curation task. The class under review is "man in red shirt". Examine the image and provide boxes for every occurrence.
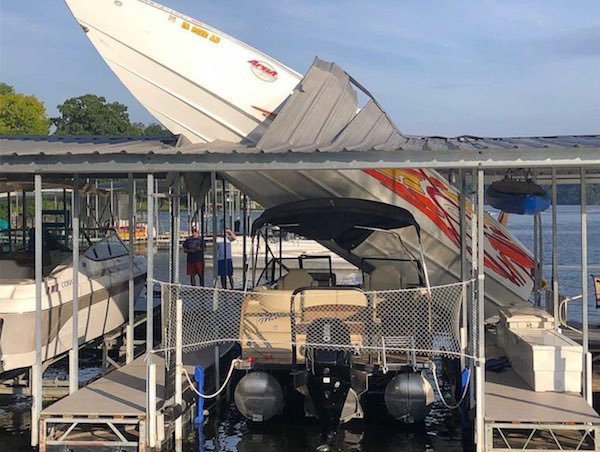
[183,228,205,286]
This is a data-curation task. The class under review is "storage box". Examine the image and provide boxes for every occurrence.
[502,328,582,392]
[498,306,555,330]
[496,307,555,352]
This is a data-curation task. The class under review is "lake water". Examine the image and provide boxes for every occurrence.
[0,205,597,451]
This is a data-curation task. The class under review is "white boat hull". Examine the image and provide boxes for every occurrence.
[0,243,146,373]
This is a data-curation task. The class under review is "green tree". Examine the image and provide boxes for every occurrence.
[0,83,50,135]
[52,94,139,135]
[143,123,173,137]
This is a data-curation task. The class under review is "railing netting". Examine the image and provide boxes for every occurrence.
[159,280,470,368]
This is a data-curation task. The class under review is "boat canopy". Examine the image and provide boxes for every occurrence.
[251,198,420,252]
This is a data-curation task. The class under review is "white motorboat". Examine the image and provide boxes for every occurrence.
[0,231,146,374]
[64,0,535,317]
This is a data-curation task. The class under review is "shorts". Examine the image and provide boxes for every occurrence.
[187,261,204,276]
[218,259,234,276]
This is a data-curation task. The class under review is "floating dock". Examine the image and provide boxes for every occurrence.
[39,347,225,451]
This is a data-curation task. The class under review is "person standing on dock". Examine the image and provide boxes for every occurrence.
[217,228,236,289]
[183,227,205,286]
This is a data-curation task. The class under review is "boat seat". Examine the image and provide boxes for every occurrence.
[365,265,404,291]
[277,269,314,291]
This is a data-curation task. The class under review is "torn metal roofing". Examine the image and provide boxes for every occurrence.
[1,59,599,174]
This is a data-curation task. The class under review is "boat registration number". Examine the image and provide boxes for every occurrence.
[181,21,221,44]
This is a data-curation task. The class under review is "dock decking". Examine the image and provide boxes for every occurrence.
[39,347,226,451]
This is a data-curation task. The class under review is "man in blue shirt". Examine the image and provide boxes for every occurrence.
[183,228,204,286]
[216,228,236,288]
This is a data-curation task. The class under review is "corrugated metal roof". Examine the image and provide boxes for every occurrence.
[0,135,178,156]
[256,58,358,151]
[1,59,599,160]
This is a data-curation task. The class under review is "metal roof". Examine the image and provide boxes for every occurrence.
[1,59,599,175]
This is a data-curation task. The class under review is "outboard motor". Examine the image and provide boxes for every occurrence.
[305,318,353,439]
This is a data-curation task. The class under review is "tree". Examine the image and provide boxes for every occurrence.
[0,83,50,135]
[143,123,173,137]
[52,94,139,135]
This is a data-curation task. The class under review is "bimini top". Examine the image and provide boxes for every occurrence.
[252,198,420,252]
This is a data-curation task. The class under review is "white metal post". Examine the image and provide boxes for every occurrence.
[147,174,155,353]
[175,296,183,439]
[552,169,559,327]
[147,353,157,447]
[470,170,478,408]
[127,173,135,363]
[459,170,468,372]
[110,180,114,226]
[172,173,183,439]
[31,174,43,447]
[173,174,180,285]
[581,168,591,405]
[210,172,221,388]
[476,169,486,451]
[69,175,80,394]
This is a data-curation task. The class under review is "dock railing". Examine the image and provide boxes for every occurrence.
[154,279,472,362]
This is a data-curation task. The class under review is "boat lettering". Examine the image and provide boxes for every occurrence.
[181,21,221,44]
[248,60,278,82]
[61,279,73,289]
[257,314,280,324]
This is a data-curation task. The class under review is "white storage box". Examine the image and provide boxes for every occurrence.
[498,307,555,330]
[496,307,555,352]
[503,328,583,392]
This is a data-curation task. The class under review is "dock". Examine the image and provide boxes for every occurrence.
[483,329,600,451]
[39,346,227,451]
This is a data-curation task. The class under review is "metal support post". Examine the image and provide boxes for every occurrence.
[147,353,157,448]
[7,192,11,252]
[475,169,486,451]
[533,212,540,307]
[242,194,248,288]
[581,168,591,405]
[69,175,80,394]
[22,188,27,247]
[210,172,221,389]
[551,169,559,326]
[146,174,155,353]
[127,174,135,363]
[174,175,180,285]
[469,170,477,408]
[175,295,183,439]
[31,175,42,447]
[154,178,160,238]
[459,170,468,372]
[62,188,68,245]
[211,173,218,288]
[170,173,182,439]
[110,180,114,226]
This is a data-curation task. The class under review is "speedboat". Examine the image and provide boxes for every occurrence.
[0,228,146,374]
[63,0,535,318]
[233,198,462,433]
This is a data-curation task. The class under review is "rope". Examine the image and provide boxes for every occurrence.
[429,360,470,410]
[182,358,241,399]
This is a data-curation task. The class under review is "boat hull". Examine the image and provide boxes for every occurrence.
[64,0,301,143]
[0,249,147,374]
[225,168,535,318]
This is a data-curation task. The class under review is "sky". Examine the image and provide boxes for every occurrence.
[1,0,599,137]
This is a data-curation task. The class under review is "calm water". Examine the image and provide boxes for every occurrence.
[0,205,597,451]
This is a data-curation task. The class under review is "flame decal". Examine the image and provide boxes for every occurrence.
[364,169,534,287]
